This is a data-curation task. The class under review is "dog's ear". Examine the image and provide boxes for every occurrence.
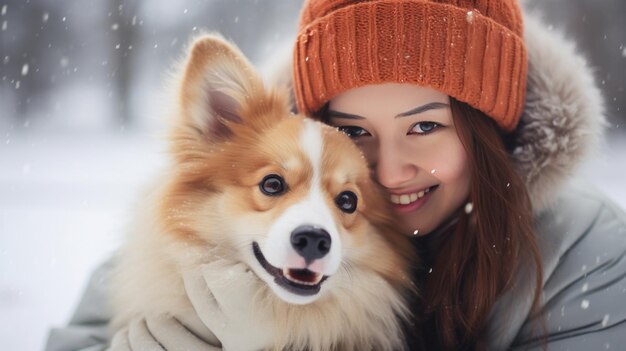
[178,34,264,141]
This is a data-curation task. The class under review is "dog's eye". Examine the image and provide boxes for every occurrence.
[260,174,286,196]
[335,191,357,214]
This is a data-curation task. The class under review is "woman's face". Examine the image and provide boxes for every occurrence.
[328,83,471,235]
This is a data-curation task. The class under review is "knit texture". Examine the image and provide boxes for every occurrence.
[293,0,527,131]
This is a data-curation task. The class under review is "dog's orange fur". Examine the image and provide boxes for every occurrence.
[111,33,417,351]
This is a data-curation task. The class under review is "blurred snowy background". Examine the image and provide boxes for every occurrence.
[0,1,625,350]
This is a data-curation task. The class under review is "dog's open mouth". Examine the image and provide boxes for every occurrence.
[252,242,328,296]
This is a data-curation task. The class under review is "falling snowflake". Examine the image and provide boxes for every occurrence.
[581,299,590,309]
[21,63,29,76]
[602,314,610,327]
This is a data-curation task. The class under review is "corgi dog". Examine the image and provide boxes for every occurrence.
[110,34,415,351]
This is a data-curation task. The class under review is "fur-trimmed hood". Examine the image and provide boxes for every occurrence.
[509,10,605,214]
[263,10,606,216]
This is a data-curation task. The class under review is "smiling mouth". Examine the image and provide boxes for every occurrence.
[252,242,328,296]
[390,185,439,205]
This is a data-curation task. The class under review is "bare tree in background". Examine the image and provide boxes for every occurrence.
[0,1,68,120]
[107,0,139,127]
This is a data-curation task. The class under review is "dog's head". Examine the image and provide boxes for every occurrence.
[161,34,412,305]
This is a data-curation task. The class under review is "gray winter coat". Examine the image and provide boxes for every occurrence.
[483,12,626,351]
[45,10,626,351]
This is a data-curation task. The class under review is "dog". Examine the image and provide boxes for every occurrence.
[110,34,416,351]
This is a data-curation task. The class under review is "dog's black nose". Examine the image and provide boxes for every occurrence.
[291,225,331,263]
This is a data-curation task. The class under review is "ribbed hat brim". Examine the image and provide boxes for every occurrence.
[293,0,527,131]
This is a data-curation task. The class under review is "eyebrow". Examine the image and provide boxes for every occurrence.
[395,102,450,117]
[327,102,450,120]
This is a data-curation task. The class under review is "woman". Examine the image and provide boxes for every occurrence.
[291,1,625,349]
[46,0,626,350]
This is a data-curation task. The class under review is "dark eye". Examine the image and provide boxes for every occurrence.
[335,191,358,213]
[259,174,286,196]
[337,126,370,138]
[409,121,439,135]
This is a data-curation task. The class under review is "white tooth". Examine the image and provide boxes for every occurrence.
[417,190,425,198]
[410,193,418,202]
[425,187,430,193]
[400,194,410,205]
[391,194,400,204]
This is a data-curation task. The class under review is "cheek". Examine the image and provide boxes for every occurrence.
[433,138,471,204]
[441,145,470,186]
[418,134,469,183]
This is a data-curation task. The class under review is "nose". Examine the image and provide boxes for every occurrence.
[290,225,331,263]
[374,140,419,189]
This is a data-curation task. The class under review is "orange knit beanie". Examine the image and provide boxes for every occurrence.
[293,0,527,131]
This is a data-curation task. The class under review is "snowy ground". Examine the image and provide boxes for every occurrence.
[1,129,625,351]
[0,129,167,351]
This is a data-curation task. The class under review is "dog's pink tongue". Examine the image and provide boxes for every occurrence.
[307,260,324,274]
[285,256,325,274]
[286,255,307,269]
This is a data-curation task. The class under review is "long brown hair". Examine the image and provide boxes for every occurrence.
[417,98,544,349]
